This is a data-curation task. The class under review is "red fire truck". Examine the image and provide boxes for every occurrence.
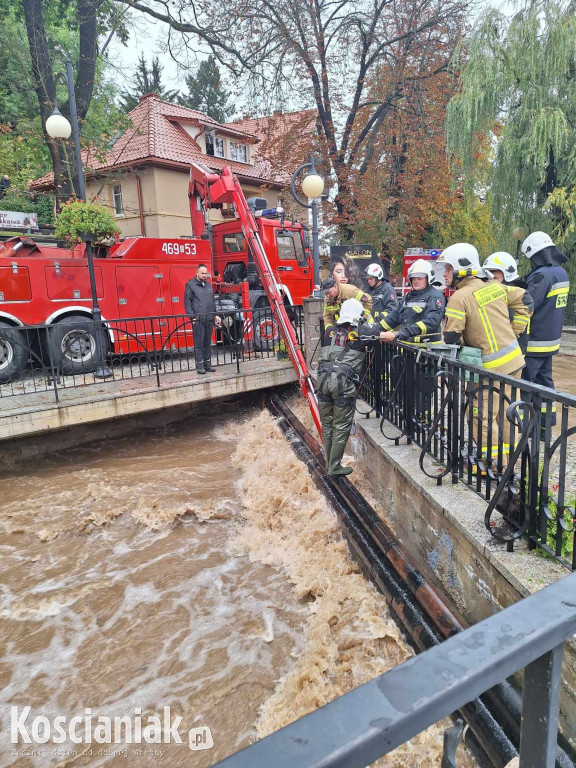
[400,248,442,294]
[0,163,315,383]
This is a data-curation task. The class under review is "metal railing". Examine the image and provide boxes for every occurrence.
[0,307,303,403]
[359,342,576,570]
[212,572,576,768]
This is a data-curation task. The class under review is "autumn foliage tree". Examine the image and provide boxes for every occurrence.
[21,0,128,204]
[118,0,470,239]
[342,50,458,258]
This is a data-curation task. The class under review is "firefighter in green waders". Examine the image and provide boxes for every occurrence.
[317,298,380,476]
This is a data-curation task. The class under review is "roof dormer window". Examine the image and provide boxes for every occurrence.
[205,131,225,158]
[230,141,248,163]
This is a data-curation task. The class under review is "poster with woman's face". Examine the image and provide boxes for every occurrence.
[329,245,385,290]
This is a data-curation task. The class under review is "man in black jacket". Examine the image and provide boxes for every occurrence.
[184,264,221,374]
[364,262,397,321]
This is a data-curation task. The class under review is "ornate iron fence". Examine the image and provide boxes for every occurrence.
[359,341,576,570]
[0,307,303,403]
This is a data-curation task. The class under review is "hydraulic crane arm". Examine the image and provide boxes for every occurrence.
[188,163,322,435]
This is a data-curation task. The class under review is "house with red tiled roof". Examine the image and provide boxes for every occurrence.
[224,109,318,185]
[31,94,316,239]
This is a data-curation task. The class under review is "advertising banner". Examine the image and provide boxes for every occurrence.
[0,211,39,230]
[329,244,383,290]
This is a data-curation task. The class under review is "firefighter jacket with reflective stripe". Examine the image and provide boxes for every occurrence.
[323,282,373,328]
[367,281,397,319]
[525,264,570,356]
[379,284,445,345]
[443,276,526,375]
[504,284,533,354]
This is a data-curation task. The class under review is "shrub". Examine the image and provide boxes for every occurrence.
[55,199,119,245]
[35,194,55,226]
[0,191,36,213]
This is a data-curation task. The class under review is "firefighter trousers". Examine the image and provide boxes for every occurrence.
[522,355,556,427]
[472,369,522,467]
[317,372,357,475]
[192,320,214,368]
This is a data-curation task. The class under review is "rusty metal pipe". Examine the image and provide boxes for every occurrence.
[268,400,517,768]
[268,395,576,768]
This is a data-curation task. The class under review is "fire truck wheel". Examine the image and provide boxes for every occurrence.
[48,315,110,375]
[0,322,28,383]
[252,308,280,352]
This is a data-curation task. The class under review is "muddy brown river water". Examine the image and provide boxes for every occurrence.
[0,404,465,768]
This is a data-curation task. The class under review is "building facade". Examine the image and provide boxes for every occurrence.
[31,95,316,239]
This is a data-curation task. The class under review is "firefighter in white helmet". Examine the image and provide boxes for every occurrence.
[435,243,531,467]
[520,232,571,427]
[378,259,445,346]
[364,262,397,321]
[317,298,380,476]
[483,251,534,353]
[318,277,373,334]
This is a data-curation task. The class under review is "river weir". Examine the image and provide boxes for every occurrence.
[0,404,470,767]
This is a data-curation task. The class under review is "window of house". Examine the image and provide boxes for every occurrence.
[230,142,248,163]
[205,132,225,158]
[112,184,123,216]
[223,232,246,253]
[277,231,308,267]
[214,137,225,158]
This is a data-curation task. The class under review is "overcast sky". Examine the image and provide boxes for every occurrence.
[106,0,515,109]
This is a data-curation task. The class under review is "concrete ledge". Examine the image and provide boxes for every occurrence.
[351,406,576,744]
[0,360,296,441]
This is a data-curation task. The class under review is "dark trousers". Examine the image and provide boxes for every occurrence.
[193,321,213,367]
[522,355,556,426]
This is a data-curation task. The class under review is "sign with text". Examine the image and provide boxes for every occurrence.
[0,210,39,230]
[329,244,382,289]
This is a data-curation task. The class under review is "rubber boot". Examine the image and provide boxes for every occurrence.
[327,441,353,475]
[327,404,354,476]
[323,435,332,469]
[318,399,334,471]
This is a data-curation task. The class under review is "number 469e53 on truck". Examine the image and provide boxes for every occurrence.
[0,162,314,382]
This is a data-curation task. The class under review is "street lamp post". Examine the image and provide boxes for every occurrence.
[290,155,325,287]
[45,59,112,379]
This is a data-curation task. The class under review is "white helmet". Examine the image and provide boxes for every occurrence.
[484,251,519,282]
[337,298,363,326]
[435,243,481,283]
[407,258,433,281]
[365,263,384,281]
[521,231,554,258]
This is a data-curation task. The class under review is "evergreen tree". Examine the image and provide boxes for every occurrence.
[446,2,576,260]
[119,53,180,112]
[178,55,230,123]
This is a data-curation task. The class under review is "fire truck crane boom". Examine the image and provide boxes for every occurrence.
[189,163,322,435]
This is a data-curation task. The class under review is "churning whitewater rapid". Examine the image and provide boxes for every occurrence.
[0,404,470,767]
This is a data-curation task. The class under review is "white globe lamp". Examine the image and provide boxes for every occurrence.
[301,173,324,199]
[46,109,72,140]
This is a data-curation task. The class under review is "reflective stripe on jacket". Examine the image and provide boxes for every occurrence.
[525,265,570,356]
[379,284,445,345]
[367,281,397,319]
[443,276,526,375]
[323,282,373,327]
